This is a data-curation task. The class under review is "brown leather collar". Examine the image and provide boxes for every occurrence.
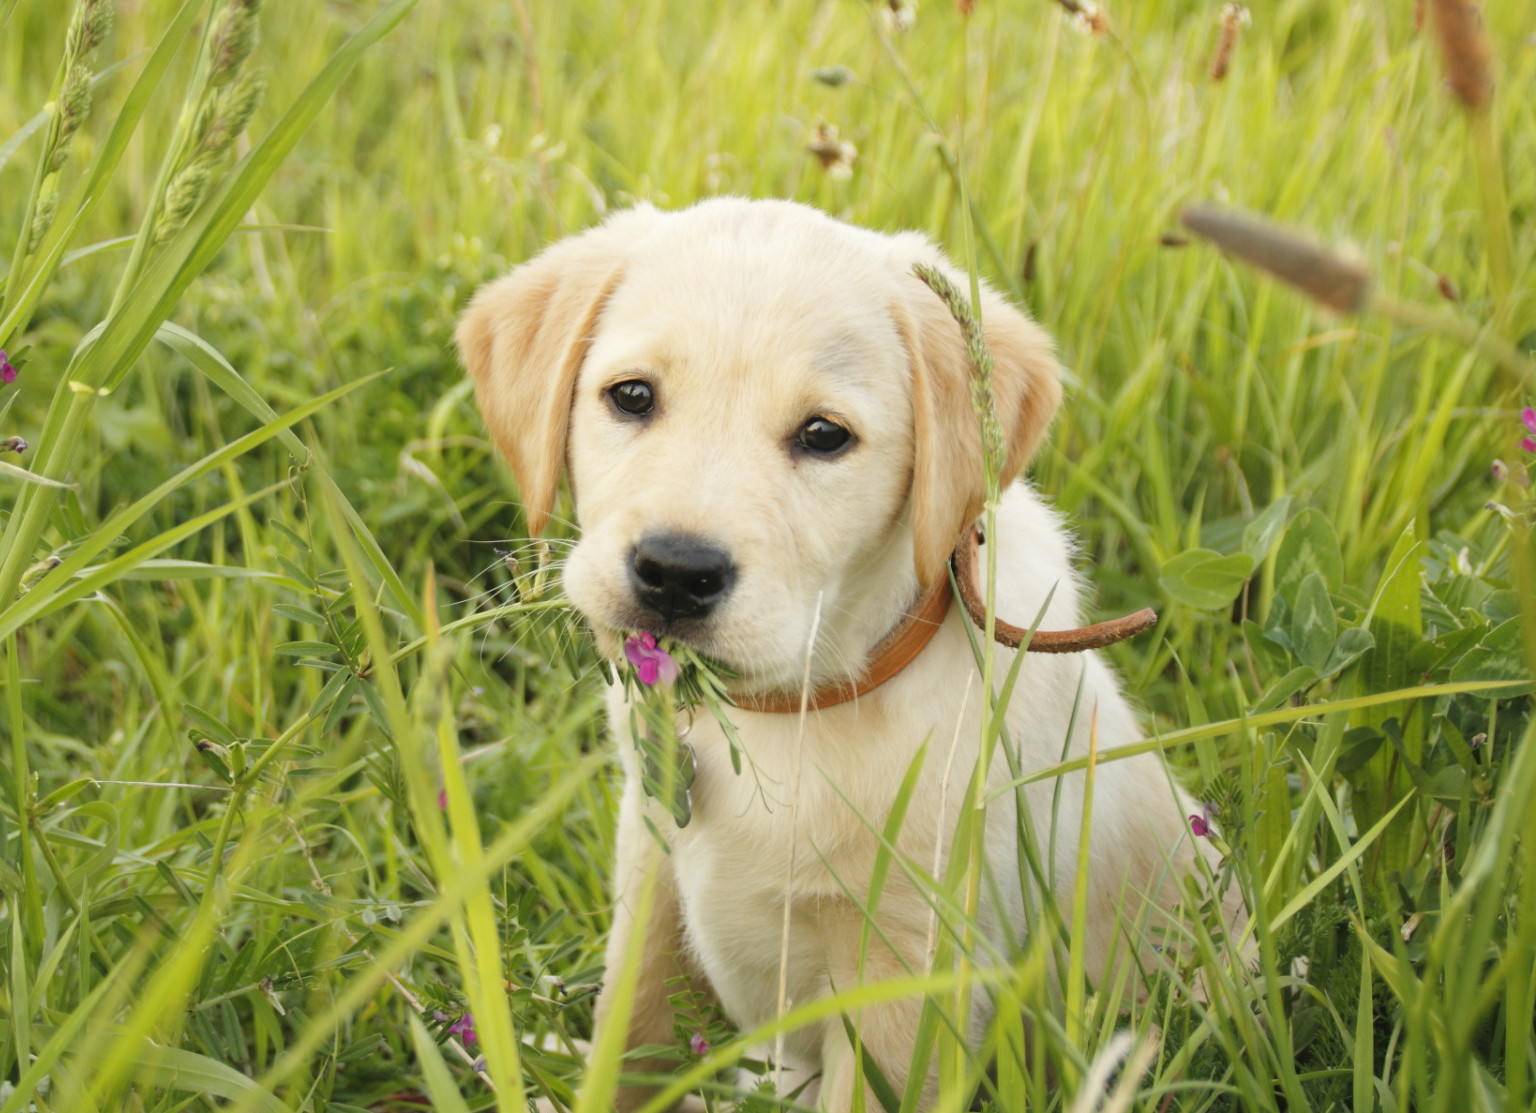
[735,525,1159,715]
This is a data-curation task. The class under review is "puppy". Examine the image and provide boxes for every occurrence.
[459,199,1219,1110]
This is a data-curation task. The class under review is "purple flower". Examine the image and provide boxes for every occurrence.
[448,1012,477,1046]
[1522,438,1536,455]
[689,1032,710,1056]
[0,351,15,384]
[1189,802,1215,838]
[1522,407,1536,435]
[437,787,448,809]
[624,632,678,686]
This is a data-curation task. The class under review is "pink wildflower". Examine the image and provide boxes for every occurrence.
[689,1032,710,1056]
[1189,802,1215,838]
[448,1012,477,1046]
[0,351,15,384]
[624,632,679,686]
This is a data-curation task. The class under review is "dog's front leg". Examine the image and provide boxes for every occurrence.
[817,992,932,1113]
[816,913,937,1112]
[594,784,712,1113]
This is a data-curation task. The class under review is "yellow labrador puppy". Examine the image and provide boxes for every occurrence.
[459,199,1215,1109]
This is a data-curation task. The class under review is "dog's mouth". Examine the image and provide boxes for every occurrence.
[597,607,791,696]
[609,610,718,654]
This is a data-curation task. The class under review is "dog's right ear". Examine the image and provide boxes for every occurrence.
[456,207,657,535]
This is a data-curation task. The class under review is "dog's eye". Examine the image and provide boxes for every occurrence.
[609,380,655,417]
[795,417,852,455]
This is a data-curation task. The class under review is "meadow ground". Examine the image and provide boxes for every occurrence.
[0,0,1533,1110]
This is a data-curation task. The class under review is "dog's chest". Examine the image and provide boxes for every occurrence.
[641,706,951,1027]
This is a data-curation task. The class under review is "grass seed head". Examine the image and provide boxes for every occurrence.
[65,0,116,58]
[1181,204,1372,314]
[1429,0,1493,111]
[152,0,267,245]
[807,123,857,180]
[912,262,1005,477]
[27,187,58,253]
[1211,4,1250,81]
[208,0,262,87]
[882,0,917,33]
[1057,0,1109,35]
[49,65,95,172]
[31,0,115,248]
[155,161,214,243]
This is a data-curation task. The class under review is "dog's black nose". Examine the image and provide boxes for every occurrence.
[629,534,736,621]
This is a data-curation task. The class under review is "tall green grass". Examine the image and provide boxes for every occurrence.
[0,0,1532,1109]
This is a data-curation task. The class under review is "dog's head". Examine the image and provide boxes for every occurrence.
[458,199,1061,693]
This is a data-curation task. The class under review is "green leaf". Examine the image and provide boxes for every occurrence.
[275,641,341,658]
[321,676,360,733]
[841,1012,903,1113]
[182,704,237,748]
[1159,548,1254,610]
[74,558,280,582]
[1334,727,1384,773]
[1450,617,1530,687]
[1290,572,1337,673]
[155,322,308,461]
[1364,524,1424,694]
[0,460,75,489]
[1274,508,1343,603]
[1243,494,1294,561]
[1252,665,1317,714]
[131,1041,295,1113]
[274,603,328,626]
[1321,626,1376,678]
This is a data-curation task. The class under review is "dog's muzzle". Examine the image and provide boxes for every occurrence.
[628,532,737,622]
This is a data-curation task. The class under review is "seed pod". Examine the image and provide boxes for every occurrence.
[1429,0,1493,111]
[1181,205,1372,314]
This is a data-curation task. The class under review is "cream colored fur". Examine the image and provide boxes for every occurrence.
[459,199,1220,1111]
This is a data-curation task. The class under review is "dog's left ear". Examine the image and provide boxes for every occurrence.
[888,238,1064,590]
